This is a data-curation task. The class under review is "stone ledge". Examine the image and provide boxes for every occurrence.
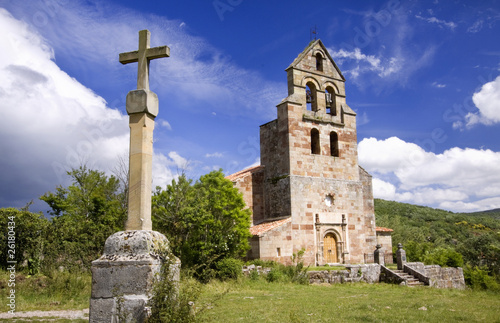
[302,114,345,127]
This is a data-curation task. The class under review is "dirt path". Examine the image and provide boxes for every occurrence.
[0,309,89,321]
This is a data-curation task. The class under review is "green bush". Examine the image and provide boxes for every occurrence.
[266,267,285,283]
[249,268,260,281]
[463,265,500,291]
[215,258,243,281]
[423,247,464,267]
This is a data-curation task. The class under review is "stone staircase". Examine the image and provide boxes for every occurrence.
[392,269,426,287]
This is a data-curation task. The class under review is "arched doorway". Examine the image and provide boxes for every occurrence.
[323,233,338,263]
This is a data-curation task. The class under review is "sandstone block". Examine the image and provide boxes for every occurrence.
[126,89,159,116]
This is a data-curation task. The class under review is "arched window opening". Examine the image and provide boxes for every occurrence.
[325,86,336,116]
[306,82,318,111]
[311,128,320,155]
[316,53,323,72]
[330,131,339,157]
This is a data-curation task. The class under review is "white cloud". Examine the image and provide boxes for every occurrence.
[4,1,284,120]
[157,119,172,130]
[415,15,457,30]
[359,137,500,212]
[465,75,500,127]
[0,9,130,206]
[330,48,402,79]
[0,9,184,209]
[467,19,484,33]
[152,150,191,188]
[432,81,446,88]
[205,152,223,158]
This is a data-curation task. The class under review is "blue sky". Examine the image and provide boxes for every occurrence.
[0,0,499,213]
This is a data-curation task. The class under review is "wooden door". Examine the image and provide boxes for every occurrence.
[323,233,337,263]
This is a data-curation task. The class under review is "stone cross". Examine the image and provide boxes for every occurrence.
[119,30,169,230]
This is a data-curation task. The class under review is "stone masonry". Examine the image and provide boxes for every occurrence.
[228,40,382,266]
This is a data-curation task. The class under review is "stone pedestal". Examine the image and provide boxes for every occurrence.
[374,244,385,266]
[89,230,180,322]
[396,243,406,270]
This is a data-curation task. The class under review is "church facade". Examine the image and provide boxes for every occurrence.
[227,40,384,266]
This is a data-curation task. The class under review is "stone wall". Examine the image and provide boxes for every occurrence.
[256,220,294,265]
[308,264,380,284]
[406,262,465,289]
[230,166,265,225]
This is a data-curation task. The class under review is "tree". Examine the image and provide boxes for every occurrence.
[40,166,126,270]
[152,170,251,277]
[0,208,49,273]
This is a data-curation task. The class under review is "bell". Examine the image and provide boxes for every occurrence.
[306,89,313,103]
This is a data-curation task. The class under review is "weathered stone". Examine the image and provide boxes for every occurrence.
[227,39,380,266]
[396,243,406,270]
[126,89,159,116]
[89,231,180,322]
[374,244,385,266]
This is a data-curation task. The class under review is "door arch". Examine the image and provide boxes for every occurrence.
[323,232,338,263]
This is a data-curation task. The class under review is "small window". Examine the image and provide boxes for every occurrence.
[330,131,339,157]
[311,128,320,155]
[316,53,323,71]
[277,248,281,257]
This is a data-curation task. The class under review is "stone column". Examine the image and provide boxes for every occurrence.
[396,243,407,270]
[125,89,158,230]
[374,244,385,266]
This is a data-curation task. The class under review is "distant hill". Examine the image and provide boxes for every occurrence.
[467,208,500,219]
[374,198,499,280]
[374,199,500,241]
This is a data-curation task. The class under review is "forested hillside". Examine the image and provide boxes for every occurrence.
[375,199,500,289]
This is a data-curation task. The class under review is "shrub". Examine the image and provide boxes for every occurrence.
[423,247,464,267]
[266,267,285,283]
[463,265,500,291]
[249,268,260,281]
[215,258,243,281]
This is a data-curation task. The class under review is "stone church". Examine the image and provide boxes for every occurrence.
[227,39,391,266]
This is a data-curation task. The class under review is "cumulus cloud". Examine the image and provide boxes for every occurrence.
[465,75,500,127]
[415,15,457,30]
[152,151,190,188]
[359,137,500,212]
[0,9,130,208]
[0,9,193,210]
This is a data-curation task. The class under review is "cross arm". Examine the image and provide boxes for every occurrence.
[119,51,139,64]
[119,46,170,65]
[146,46,170,60]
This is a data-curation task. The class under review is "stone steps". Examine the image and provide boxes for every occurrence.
[393,270,426,287]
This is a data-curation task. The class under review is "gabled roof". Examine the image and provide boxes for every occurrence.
[286,39,345,81]
[249,217,291,236]
[225,165,263,182]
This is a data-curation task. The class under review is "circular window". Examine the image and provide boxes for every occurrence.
[324,195,334,207]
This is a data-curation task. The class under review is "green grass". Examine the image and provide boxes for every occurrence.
[2,270,500,323]
[197,279,500,323]
[0,271,91,312]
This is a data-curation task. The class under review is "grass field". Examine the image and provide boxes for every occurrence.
[198,280,500,322]
[2,271,500,322]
